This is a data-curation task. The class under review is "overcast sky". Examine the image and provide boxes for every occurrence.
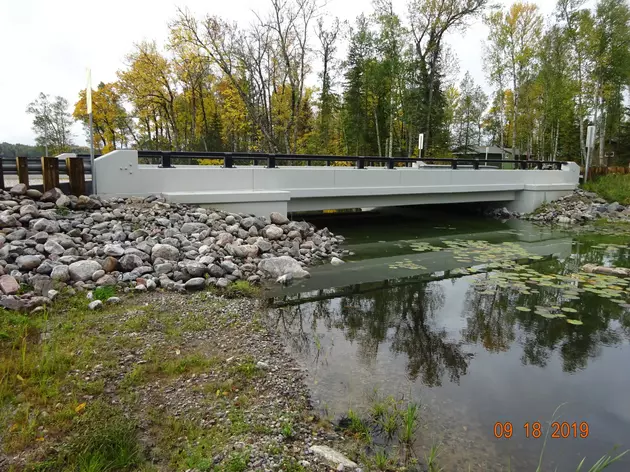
[0,0,593,147]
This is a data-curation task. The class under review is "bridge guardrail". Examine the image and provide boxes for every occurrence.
[136,150,568,171]
[1,155,94,175]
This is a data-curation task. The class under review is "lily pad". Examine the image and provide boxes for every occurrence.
[566,319,584,326]
[515,307,531,312]
[561,307,578,313]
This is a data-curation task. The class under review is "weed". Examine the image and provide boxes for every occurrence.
[224,451,249,472]
[231,359,260,378]
[381,410,400,441]
[374,448,393,471]
[370,399,387,420]
[279,457,307,472]
[281,421,295,440]
[93,286,116,301]
[55,206,70,216]
[266,443,283,455]
[399,403,419,446]
[223,280,260,298]
[343,409,372,443]
[426,444,443,472]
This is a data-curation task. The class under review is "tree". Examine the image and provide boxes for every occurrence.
[453,72,488,151]
[591,0,630,165]
[26,93,74,155]
[407,0,489,153]
[73,82,132,153]
[485,3,543,157]
[118,41,181,150]
[316,16,342,153]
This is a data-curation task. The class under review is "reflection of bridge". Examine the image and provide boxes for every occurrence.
[267,237,574,299]
[93,150,580,216]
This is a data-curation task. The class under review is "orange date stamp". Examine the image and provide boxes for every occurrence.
[494,421,590,439]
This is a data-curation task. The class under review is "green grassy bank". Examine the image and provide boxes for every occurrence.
[583,174,630,205]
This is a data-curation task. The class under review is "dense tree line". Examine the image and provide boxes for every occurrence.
[24,0,630,165]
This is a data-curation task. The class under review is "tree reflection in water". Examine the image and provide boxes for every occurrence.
[270,279,473,387]
[463,250,630,373]
[270,243,630,389]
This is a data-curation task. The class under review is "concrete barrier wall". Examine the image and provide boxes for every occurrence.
[94,150,580,216]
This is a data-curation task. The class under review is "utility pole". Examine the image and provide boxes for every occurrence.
[585,125,595,182]
[87,68,96,194]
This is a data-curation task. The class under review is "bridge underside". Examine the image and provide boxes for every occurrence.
[94,151,580,217]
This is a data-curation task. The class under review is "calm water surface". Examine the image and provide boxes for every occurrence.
[265,209,630,471]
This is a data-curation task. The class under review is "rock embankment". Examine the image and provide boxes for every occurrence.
[0,184,346,311]
[485,189,630,225]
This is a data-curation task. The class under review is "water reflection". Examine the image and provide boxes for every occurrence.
[266,225,630,470]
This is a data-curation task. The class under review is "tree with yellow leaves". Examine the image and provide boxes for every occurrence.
[73,82,132,153]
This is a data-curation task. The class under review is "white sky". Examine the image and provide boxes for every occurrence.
[0,0,594,147]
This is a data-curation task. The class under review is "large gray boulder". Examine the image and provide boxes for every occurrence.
[185,277,206,291]
[181,222,209,234]
[41,188,64,203]
[151,244,179,262]
[17,255,43,271]
[270,212,289,225]
[104,244,125,257]
[51,265,70,282]
[258,256,310,279]
[44,239,65,256]
[0,214,19,228]
[10,183,27,196]
[265,225,284,240]
[0,275,19,295]
[185,262,207,277]
[255,238,273,253]
[119,254,144,271]
[32,218,60,233]
[226,244,259,259]
[68,260,102,282]
[216,232,234,247]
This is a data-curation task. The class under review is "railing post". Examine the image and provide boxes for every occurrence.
[556,162,563,170]
[223,153,234,168]
[451,160,458,170]
[66,157,86,196]
[387,158,395,170]
[537,161,543,170]
[473,160,479,170]
[0,158,4,190]
[41,156,60,191]
[16,156,29,187]
[520,160,527,170]
[159,152,172,168]
[326,159,331,167]
[307,159,312,166]
[267,154,276,169]
[356,157,365,169]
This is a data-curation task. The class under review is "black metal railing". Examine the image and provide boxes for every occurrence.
[136,150,568,171]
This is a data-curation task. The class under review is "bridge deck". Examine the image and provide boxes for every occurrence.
[95,151,580,216]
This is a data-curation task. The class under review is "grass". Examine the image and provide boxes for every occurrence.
[0,290,288,471]
[31,400,143,471]
[223,280,261,299]
[93,285,116,301]
[583,173,630,205]
[399,403,419,446]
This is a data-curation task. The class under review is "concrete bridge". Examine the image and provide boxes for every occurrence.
[93,150,580,216]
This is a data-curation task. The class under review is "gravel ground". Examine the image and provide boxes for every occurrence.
[0,289,361,471]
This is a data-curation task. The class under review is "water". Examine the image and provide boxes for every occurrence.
[265,208,630,471]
